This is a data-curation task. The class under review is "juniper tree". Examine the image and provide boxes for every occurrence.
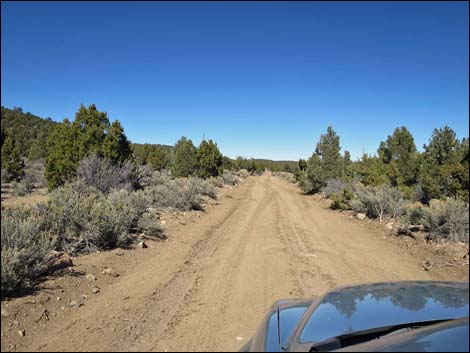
[1,134,25,181]
[45,105,132,189]
[378,126,418,187]
[102,121,132,164]
[171,136,197,177]
[196,139,223,178]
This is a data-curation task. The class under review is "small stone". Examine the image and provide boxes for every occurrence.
[138,241,148,249]
[69,300,83,308]
[385,222,394,230]
[82,294,88,300]
[101,268,112,275]
[422,259,434,271]
[92,287,100,294]
[57,297,62,301]
[17,330,25,337]
[160,220,166,225]
[86,274,97,282]
[356,213,367,220]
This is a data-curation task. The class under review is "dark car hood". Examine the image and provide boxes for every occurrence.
[290,281,469,349]
[335,317,469,352]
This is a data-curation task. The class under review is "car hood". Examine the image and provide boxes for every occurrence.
[335,317,469,352]
[289,281,469,350]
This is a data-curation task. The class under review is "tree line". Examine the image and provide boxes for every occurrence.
[1,104,273,189]
[1,104,299,189]
[297,125,469,204]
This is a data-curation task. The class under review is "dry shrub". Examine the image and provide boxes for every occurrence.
[221,170,239,185]
[422,199,469,243]
[77,154,140,194]
[1,207,55,295]
[351,184,408,222]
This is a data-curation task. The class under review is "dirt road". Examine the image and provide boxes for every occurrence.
[2,174,463,352]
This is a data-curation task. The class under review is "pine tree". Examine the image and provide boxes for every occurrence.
[354,154,388,186]
[44,119,78,189]
[148,146,170,171]
[221,156,234,170]
[45,105,132,189]
[1,134,25,181]
[305,153,324,193]
[315,126,342,180]
[379,127,418,186]
[341,150,353,180]
[196,139,223,178]
[419,127,469,203]
[171,136,197,177]
[298,159,307,171]
[102,121,132,164]
[72,104,110,159]
[304,126,342,192]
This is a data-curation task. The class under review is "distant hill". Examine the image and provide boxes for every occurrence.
[1,106,298,171]
[253,159,299,172]
[0,106,175,165]
[1,106,58,160]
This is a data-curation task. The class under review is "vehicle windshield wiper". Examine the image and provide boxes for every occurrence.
[309,319,450,352]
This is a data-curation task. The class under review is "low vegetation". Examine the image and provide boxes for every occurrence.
[1,207,56,294]
[278,125,469,244]
[1,111,250,296]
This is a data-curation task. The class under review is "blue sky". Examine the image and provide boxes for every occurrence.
[1,1,468,160]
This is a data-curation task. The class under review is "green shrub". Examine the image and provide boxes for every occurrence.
[422,199,469,243]
[45,182,150,253]
[238,169,250,179]
[330,188,354,211]
[138,212,164,238]
[145,178,204,211]
[188,177,217,199]
[46,182,104,253]
[208,176,225,188]
[150,170,172,186]
[91,189,149,249]
[221,170,239,185]
[405,202,426,225]
[11,181,31,196]
[297,171,314,194]
[273,171,296,183]
[1,207,55,295]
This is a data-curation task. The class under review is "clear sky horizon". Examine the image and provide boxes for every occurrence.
[2,1,469,161]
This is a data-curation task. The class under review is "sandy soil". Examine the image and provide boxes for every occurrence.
[1,174,468,352]
[1,185,48,208]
